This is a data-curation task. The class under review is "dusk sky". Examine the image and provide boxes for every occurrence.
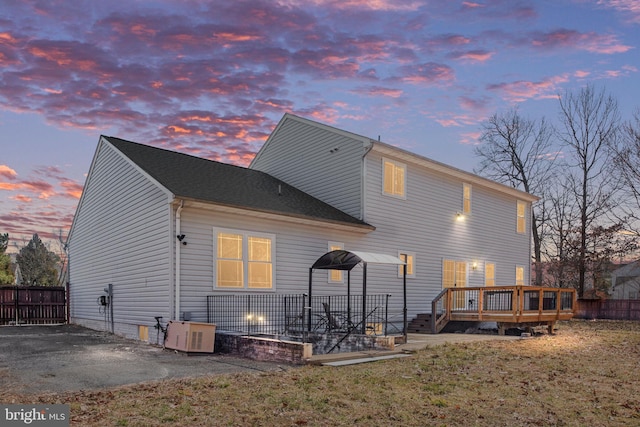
[1,0,639,251]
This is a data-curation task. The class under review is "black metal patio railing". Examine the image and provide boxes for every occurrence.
[206,293,391,337]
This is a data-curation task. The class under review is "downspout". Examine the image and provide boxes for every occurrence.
[175,200,184,321]
[361,141,374,221]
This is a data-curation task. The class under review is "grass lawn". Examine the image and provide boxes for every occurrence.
[2,320,640,426]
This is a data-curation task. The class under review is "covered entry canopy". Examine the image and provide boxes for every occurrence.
[308,250,407,339]
[312,250,406,271]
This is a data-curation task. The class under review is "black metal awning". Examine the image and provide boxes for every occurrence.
[308,250,407,339]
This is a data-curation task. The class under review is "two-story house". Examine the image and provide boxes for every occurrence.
[67,113,537,341]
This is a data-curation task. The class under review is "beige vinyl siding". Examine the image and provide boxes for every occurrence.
[68,141,172,331]
[250,115,366,219]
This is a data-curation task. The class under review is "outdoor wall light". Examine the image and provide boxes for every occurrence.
[456,212,464,221]
[246,314,265,323]
[176,234,187,245]
[472,261,478,270]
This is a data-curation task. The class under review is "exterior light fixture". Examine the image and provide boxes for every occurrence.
[456,212,464,221]
[472,261,478,270]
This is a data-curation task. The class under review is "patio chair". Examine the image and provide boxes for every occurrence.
[322,302,348,332]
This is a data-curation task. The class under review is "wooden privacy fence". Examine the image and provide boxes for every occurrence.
[575,299,640,321]
[0,286,67,325]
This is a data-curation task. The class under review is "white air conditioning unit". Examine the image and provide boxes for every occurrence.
[165,321,216,353]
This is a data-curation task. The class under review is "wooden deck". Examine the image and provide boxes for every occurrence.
[430,286,576,334]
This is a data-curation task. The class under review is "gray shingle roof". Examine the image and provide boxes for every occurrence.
[104,136,372,229]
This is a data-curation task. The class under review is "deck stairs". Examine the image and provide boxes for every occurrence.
[407,313,434,334]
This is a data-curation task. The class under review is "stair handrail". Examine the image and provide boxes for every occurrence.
[431,288,450,333]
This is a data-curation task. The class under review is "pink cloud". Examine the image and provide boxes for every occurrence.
[459,96,491,112]
[351,86,404,98]
[459,131,482,146]
[60,181,84,199]
[487,74,570,102]
[448,50,494,62]
[432,113,482,128]
[10,195,32,203]
[530,29,631,54]
[597,0,640,24]
[280,0,422,11]
[396,62,455,85]
[0,165,17,179]
[426,34,471,51]
[457,1,536,20]
[461,2,483,9]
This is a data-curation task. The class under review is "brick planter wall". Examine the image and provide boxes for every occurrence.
[215,331,395,364]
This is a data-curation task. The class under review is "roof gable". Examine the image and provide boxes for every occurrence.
[103,136,372,229]
[254,113,538,203]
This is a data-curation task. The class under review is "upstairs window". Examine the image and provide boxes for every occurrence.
[214,228,275,290]
[383,158,406,198]
[463,183,472,214]
[517,200,526,234]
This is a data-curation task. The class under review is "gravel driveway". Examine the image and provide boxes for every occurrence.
[0,324,289,394]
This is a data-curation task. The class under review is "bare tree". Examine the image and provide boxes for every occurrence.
[541,181,579,287]
[614,108,640,237]
[556,84,622,297]
[475,108,557,285]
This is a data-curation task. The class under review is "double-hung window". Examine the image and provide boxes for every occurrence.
[383,158,406,198]
[214,228,275,290]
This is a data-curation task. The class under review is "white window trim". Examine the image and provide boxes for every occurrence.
[382,158,407,199]
[398,251,416,278]
[213,227,276,291]
[328,241,344,284]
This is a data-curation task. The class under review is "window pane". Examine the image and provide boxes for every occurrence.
[384,161,395,194]
[394,165,405,196]
[218,233,242,259]
[463,184,471,214]
[217,260,243,287]
[248,262,272,288]
[517,201,526,233]
[443,260,455,288]
[248,236,271,262]
[399,253,414,276]
[516,266,524,286]
[485,263,495,286]
[455,262,467,287]
[329,243,343,282]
